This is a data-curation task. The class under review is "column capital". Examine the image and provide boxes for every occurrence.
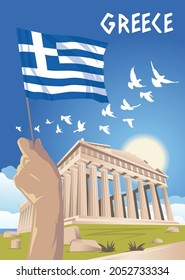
[136,177,144,183]
[88,162,100,168]
[112,169,126,175]
[148,181,156,186]
[76,159,89,165]
[100,165,111,172]
[125,174,131,179]
[69,165,78,171]
[115,167,128,175]
[63,170,71,175]
[112,170,120,175]
[160,184,168,188]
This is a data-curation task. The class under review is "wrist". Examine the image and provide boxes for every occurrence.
[28,203,64,259]
[34,180,63,212]
[28,182,64,260]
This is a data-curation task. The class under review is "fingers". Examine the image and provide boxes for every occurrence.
[18,137,54,165]
[17,138,34,157]
[20,155,31,167]
[14,167,41,203]
[34,138,55,165]
[18,138,48,162]
[14,164,27,190]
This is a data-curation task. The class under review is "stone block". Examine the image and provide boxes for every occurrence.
[166,227,179,233]
[64,226,81,245]
[70,239,102,252]
[152,238,164,244]
[3,231,20,238]
[11,239,21,249]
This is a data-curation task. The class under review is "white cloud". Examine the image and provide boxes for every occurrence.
[171,203,185,224]
[161,196,185,224]
[0,211,20,228]
[1,166,17,179]
[0,172,26,213]
[169,196,185,204]
[148,203,185,224]
[173,216,185,225]
[137,199,185,225]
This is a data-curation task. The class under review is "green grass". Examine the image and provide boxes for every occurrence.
[0,224,185,260]
[0,233,30,260]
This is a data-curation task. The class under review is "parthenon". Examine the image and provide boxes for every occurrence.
[17,139,176,233]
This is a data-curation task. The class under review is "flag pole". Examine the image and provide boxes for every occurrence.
[25,97,34,146]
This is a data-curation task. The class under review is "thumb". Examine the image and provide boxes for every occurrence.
[17,138,34,157]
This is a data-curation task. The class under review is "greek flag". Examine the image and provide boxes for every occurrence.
[17,28,108,103]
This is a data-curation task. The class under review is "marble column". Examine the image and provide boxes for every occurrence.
[25,206,30,231]
[88,163,99,217]
[162,187,174,221]
[144,187,151,219]
[29,204,34,231]
[77,161,87,216]
[133,191,139,219]
[22,209,26,232]
[113,172,124,218]
[101,168,111,217]
[149,182,162,220]
[63,171,71,219]
[70,167,78,217]
[18,211,23,232]
[122,194,127,218]
[137,179,149,219]
[27,207,30,230]
[125,175,137,218]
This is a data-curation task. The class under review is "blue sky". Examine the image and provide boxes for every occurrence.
[0,0,185,221]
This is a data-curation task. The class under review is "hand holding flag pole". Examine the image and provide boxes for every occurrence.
[16,28,108,260]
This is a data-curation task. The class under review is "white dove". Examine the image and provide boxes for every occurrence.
[140,91,154,102]
[99,125,111,135]
[102,104,116,118]
[15,126,21,132]
[34,125,40,133]
[121,99,141,111]
[45,119,54,124]
[73,120,86,133]
[123,118,134,128]
[61,115,72,125]
[56,124,62,133]
[151,61,179,88]
[128,67,146,89]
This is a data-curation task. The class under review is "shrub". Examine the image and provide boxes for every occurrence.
[128,241,145,251]
[99,241,116,252]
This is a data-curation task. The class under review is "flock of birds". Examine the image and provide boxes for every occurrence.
[15,61,179,135]
[16,117,86,134]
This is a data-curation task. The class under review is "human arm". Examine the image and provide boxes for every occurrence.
[14,138,64,260]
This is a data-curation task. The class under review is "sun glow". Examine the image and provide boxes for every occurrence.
[122,135,168,171]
